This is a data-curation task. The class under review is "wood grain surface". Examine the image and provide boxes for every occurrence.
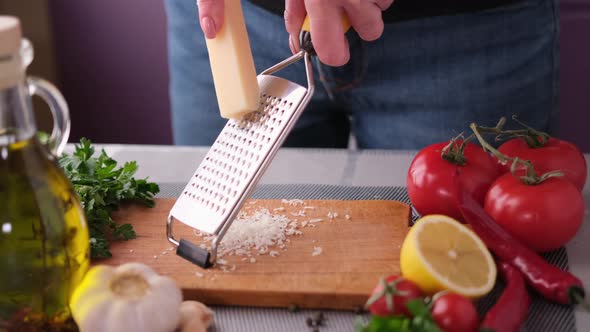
[105,198,411,310]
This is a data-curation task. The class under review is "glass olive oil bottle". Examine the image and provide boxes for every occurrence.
[0,16,89,328]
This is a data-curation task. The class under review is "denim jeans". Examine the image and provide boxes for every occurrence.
[164,0,559,149]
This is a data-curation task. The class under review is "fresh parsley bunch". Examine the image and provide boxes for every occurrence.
[59,138,160,259]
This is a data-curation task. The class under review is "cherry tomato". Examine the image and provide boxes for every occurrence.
[407,141,499,222]
[431,292,479,332]
[484,173,584,252]
[497,137,587,191]
[366,275,423,317]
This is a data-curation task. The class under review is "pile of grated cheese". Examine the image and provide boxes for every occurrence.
[195,208,301,258]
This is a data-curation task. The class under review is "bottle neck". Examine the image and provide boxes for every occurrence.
[0,45,35,146]
[0,81,36,146]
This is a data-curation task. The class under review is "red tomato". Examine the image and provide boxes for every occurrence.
[498,137,587,191]
[366,275,423,317]
[431,293,479,332]
[407,141,499,222]
[484,173,584,252]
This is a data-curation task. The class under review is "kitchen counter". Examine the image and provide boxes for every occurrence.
[69,144,590,331]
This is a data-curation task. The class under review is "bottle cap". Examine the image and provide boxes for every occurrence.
[0,16,22,58]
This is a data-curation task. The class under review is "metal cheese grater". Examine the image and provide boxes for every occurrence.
[166,30,318,268]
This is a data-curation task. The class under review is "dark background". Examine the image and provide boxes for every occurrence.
[2,0,589,151]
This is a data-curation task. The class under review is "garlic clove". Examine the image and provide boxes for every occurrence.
[180,317,208,332]
[178,301,214,332]
[188,301,214,327]
[136,298,181,332]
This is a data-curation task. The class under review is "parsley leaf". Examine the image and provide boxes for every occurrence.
[59,138,160,259]
[355,300,442,332]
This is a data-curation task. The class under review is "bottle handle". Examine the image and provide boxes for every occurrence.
[27,76,71,156]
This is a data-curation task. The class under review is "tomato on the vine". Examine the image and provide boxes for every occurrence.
[484,173,584,253]
[365,275,423,317]
[430,292,479,332]
[407,140,499,222]
[497,137,587,191]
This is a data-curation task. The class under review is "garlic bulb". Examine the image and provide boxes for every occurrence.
[70,263,182,332]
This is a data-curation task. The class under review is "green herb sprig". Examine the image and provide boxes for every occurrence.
[355,299,442,332]
[59,138,160,259]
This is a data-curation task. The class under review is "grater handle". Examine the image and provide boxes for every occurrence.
[300,15,351,33]
[177,239,212,268]
[168,214,217,268]
[298,14,351,56]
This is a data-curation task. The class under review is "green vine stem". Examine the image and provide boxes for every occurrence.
[511,115,551,148]
[469,122,563,185]
[440,134,475,166]
[365,277,411,312]
[472,115,550,148]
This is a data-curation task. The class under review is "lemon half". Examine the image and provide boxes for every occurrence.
[400,214,497,298]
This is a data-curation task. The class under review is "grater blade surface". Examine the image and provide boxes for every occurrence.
[170,74,308,235]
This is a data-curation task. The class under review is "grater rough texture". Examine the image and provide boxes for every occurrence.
[170,60,311,236]
[167,45,315,267]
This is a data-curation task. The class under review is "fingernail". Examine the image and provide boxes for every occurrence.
[201,16,216,39]
[289,34,300,54]
[289,35,296,54]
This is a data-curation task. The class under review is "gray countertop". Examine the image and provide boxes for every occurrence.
[68,144,590,331]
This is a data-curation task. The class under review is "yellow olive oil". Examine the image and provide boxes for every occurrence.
[0,136,90,327]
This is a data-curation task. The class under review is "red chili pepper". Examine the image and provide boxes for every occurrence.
[454,170,587,306]
[479,261,530,332]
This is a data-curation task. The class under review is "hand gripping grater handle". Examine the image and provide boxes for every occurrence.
[166,39,316,268]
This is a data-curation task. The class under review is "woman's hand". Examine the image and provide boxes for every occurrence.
[285,0,393,66]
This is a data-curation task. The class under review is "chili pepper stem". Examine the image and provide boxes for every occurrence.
[570,289,590,313]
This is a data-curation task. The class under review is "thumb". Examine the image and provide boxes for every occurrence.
[284,0,307,52]
[197,0,225,39]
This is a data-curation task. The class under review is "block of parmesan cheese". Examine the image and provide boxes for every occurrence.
[205,0,260,119]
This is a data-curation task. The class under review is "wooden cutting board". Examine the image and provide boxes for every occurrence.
[106,198,411,310]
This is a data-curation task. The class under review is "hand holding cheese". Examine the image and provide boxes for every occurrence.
[201,0,260,119]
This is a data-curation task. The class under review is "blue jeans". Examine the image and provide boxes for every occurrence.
[165,0,559,149]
